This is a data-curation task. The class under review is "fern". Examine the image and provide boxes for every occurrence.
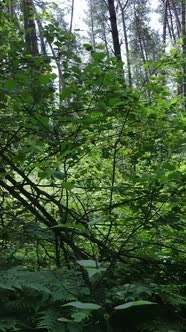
[140,320,185,332]
[37,309,63,331]
[0,320,20,332]
[0,267,89,331]
[155,284,186,306]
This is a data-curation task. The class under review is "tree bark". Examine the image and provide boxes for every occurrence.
[90,0,96,49]
[168,2,177,42]
[182,0,186,104]
[22,0,39,56]
[69,0,75,33]
[108,0,122,60]
[118,0,132,86]
[169,0,181,36]
[33,3,47,55]
[163,0,168,44]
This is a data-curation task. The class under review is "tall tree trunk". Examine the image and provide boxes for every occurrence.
[163,0,168,44]
[8,0,15,16]
[22,0,39,56]
[69,0,75,33]
[102,18,109,55]
[33,3,47,55]
[169,0,181,36]
[118,0,132,86]
[168,3,177,43]
[182,0,186,104]
[107,0,122,60]
[90,0,96,49]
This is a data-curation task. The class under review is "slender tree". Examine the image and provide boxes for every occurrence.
[128,0,161,85]
[69,0,75,32]
[182,0,186,102]
[108,0,122,60]
[85,0,110,53]
[21,0,39,56]
[118,0,132,86]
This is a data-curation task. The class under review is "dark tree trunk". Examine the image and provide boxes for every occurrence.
[108,0,122,60]
[163,0,168,44]
[182,0,186,104]
[168,3,177,42]
[169,0,181,36]
[22,0,39,56]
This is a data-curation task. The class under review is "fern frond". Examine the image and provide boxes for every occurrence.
[0,319,21,332]
[37,309,63,331]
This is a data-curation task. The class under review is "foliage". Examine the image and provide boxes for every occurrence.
[0,0,186,331]
[0,266,90,331]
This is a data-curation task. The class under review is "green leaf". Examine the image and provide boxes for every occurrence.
[77,260,99,268]
[170,98,178,105]
[83,43,93,51]
[71,311,90,322]
[95,45,105,50]
[51,223,85,231]
[144,60,153,69]
[88,217,103,225]
[4,79,17,90]
[38,169,65,180]
[39,73,57,85]
[21,93,34,104]
[62,182,75,190]
[114,301,156,310]
[170,48,177,55]
[57,317,71,322]
[60,87,74,99]
[86,267,106,278]
[52,170,65,179]
[62,301,101,310]
[77,260,105,278]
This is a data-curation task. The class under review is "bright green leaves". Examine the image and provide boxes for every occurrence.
[83,43,93,52]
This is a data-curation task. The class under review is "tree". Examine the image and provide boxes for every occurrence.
[127,0,162,85]
[22,0,39,55]
[85,0,111,53]
[108,0,122,60]
[158,0,186,100]
[0,1,185,331]
[118,0,132,86]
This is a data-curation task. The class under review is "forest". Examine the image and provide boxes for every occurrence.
[0,0,185,331]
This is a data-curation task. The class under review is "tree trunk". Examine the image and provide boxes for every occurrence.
[163,0,168,44]
[118,0,132,86]
[8,0,15,16]
[102,17,110,55]
[90,0,96,49]
[107,0,122,60]
[33,3,47,55]
[168,3,177,42]
[169,0,181,36]
[22,0,39,56]
[182,0,186,104]
[69,0,75,33]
